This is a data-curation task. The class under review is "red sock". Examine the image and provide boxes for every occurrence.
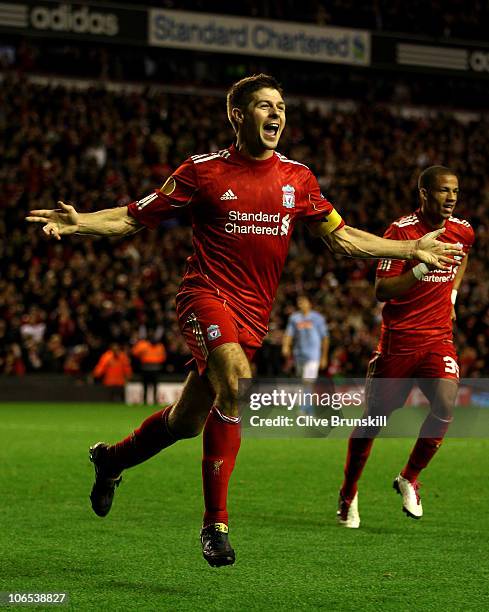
[401,413,452,482]
[107,405,176,475]
[202,406,241,527]
[341,436,374,501]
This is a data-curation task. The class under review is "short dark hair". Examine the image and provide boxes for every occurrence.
[226,74,283,133]
[418,165,457,191]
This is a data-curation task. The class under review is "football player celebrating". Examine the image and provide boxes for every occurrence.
[338,166,473,529]
[27,75,463,566]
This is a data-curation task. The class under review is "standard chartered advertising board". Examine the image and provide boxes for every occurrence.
[148,8,371,66]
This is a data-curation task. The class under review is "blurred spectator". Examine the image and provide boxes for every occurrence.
[132,334,167,405]
[93,342,132,401]
[22,338,43,373]
[20,307,46,344]
[3,344,26,376]
[64,345,89,380]
[42,334,66,373]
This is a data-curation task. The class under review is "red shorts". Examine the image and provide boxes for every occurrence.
[368,340,459,380]
[176,292,264,375]
[365,340,459,414]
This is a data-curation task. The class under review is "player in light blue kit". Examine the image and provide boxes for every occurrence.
[283,296,329,412]
[283,295,330,379]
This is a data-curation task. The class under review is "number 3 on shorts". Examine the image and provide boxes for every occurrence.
[443,356,460,377]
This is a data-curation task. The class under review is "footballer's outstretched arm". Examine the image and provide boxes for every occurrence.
[310,223,463,270]
[26,201,142,239]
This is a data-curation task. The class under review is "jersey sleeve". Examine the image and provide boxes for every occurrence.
[301,171,344,232]
[376,223,407,278]
[463,223,475,252]
[127,158,198,229]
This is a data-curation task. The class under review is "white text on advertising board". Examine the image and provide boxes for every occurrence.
[148,9,370,66]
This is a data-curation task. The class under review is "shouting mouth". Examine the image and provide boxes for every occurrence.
[263,122,280,139]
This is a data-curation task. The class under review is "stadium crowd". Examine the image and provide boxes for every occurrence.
[6,38,489,112]
[1,75,487,379]
[115,0,488,40]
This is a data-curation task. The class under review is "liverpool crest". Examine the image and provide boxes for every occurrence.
[282,184,295,209]
[207,324,221,341]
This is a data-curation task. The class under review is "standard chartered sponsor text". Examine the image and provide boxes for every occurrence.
[225,210,288,235]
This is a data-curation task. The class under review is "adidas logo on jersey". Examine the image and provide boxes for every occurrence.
[220,189,238,200]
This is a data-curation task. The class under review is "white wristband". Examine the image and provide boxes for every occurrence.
[412,263,429,280]
[451,289,458,305]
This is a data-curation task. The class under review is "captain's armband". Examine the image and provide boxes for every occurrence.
[309,209,343,237]
[159,176,176,196]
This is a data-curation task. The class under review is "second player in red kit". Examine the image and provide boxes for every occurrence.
[338,166,474,529]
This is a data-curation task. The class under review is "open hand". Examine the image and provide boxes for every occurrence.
[414,228,463,270]
[26,201,79,240]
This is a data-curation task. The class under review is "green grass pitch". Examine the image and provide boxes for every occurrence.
[1,402,489,611]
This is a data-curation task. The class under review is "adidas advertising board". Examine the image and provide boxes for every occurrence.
[0,1,146,44]
[375,33,489,79]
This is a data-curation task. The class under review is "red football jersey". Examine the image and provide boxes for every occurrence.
[128,145,344,336]
[376,209,474,352]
